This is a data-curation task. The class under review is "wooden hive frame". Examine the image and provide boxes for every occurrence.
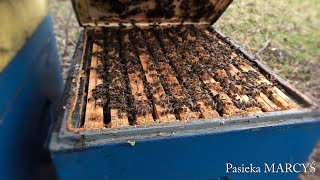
[129,29,177,123]
[84,29,104,130]
[155,29,220,119]
[142,29,201,121]
[196,27,299,111]
[82,25,301,130]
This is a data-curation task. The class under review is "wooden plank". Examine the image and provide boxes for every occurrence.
[186,27,270,113]
[121,34,154,125]
[158,62,201,120]
[198,28,299,111]
[215,69,262,114]
[144,30,201,121]
[228,64,280,112]
[160,30,220,119]
[109,109,129,128]
[201,73,244,116]
[106,35,130,128]
[166,30,221,118]
[259,92,281,111]
[130,29,176,122]
[84,42,104,129]
[171,27,245,116]
[238,63,299,110]
[139,53,176,122]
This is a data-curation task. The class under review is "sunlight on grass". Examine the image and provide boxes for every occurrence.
[215,0,320,102]
[216,0,320,64]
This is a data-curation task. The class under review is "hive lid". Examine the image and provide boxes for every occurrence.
[72,0,233,27]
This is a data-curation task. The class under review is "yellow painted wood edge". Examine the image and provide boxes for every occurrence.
[0,0,48,72]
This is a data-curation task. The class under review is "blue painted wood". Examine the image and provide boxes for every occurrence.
[0,15,63,179]
[52,120,320,180]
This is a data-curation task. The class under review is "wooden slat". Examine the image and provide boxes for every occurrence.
[188,27,274,113]
[171,28,244,116]
[259,92,281,111]
[166,65,201,120]
[130,30,176,122]
[166,30,221,118]
[228,64,280,112]
[216,69,262,114]
[158,61,201,120]
[121,34,154,125]
[139,53,176,122]
[109,109,129,128]
[191,43,260,114]
[199,28,299,111]
[201,72,244,116]
[106,35,130,128]
[160,30,220,119]
[84,42,104,129]
[238,63,299,110]
[144,30,201,120]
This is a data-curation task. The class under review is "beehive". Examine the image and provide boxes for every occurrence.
[50,1,319,179]
[83,25,301,130]
[62,0,314,131]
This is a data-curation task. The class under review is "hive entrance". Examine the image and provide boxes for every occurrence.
[84,25,300,130]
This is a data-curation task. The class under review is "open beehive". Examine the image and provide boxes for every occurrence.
[82,25,302,130]
[66,0,314,131]
[50,1,319,179]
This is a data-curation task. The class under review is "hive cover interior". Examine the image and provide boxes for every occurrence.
[72,0,233,26]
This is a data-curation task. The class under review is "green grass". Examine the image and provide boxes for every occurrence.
[216,0,320,70]
[215,0,320,102]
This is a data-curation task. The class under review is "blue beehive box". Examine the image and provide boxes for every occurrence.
[49,1,320,179]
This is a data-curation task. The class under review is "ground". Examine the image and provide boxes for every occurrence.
[49,1,80,79]
[49,0,320,104]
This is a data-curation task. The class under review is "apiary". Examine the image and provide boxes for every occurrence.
[50,0,320,179]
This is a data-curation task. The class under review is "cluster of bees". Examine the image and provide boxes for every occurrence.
[163,27,220,111]
[90,24,283,123]
[171,25,265,111]
[143,29,192,114]
[129,28,176,117]
[186,25,273,110]
[118,29,154,119]
[154,28,211,113]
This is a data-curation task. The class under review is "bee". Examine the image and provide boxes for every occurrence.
[159,110,168,116]
[167,108,174,114]
[159,93,166,100]
[140,100,148,105]
[149,73,157,79]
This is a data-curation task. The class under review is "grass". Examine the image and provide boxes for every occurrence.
[215,0,320,103]
[216,0,320,63]
[49,0,320,104]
